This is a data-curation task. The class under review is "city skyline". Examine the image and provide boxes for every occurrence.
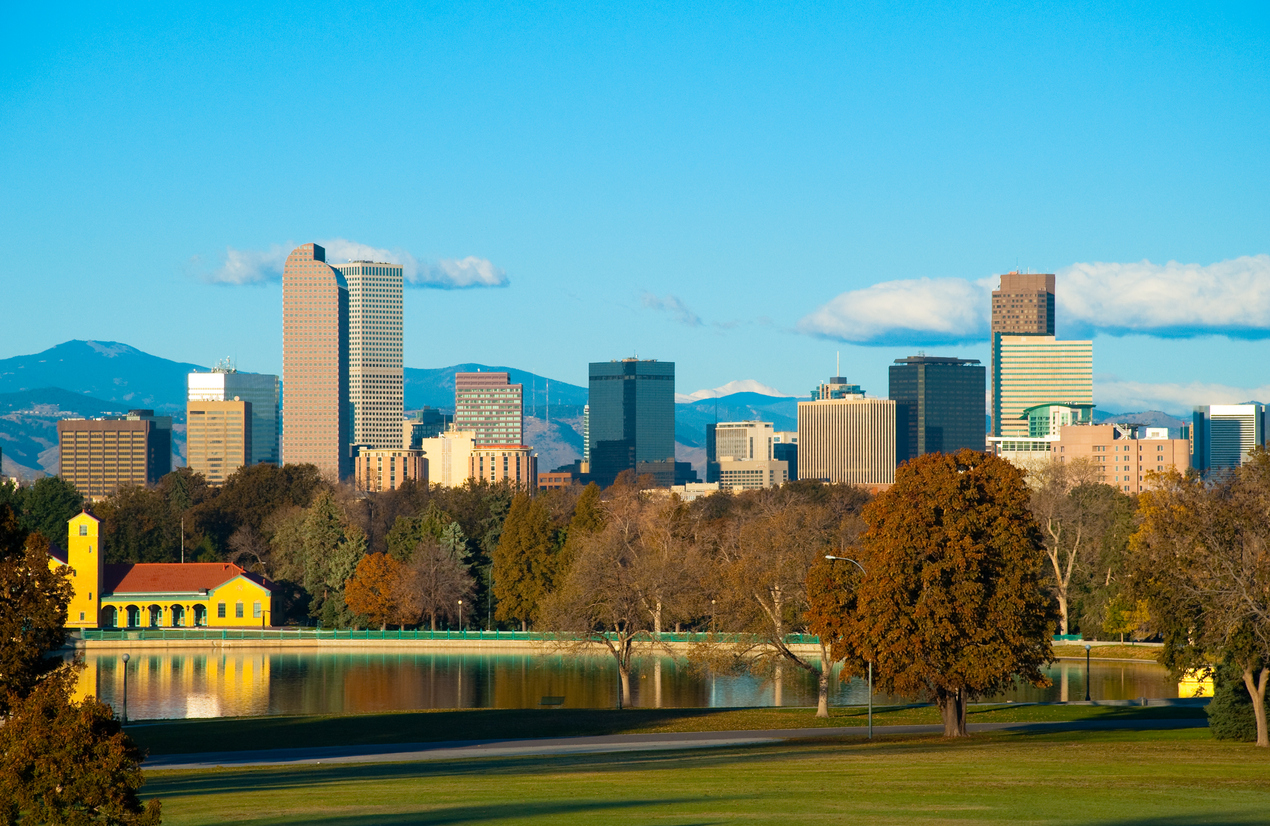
[2,4,1268,415]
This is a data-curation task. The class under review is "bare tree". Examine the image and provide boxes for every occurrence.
[706,488,865,718]
[1029,458,1111,635]
[402,536,474,631]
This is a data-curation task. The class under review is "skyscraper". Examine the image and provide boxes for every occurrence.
[333,260,403,450]
[991,336,1093,438]
[587,359,675,487]
[1192,404,1267,475]
[992,272,1055,335]
[186,400,251,485]
[989,272,1092,437]
[282,243,350,480]
[889,356,986,463]
[187,366,280,466]
[796,395,896,486]
[454,372,523,446]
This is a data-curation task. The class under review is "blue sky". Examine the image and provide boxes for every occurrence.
[2,1,1268,413]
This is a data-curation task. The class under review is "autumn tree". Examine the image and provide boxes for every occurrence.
[1127,457,1270,747]
[0,667,161,825]
[1030,458,1121,635]
[7,475,83,548]
[0,509,73,715]
[809,450,1055,736]
[344,553,409,630]
[295,491,366,628]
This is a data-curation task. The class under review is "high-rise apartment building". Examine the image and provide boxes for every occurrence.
[333,260,403,450]
[58,410,172,499]
[991,336,1092,438]
[282,243,350,480]
[992,272,1055,335]
[187,366,279,466]
[1192,404,1267,475]
[186,400,251,485]
[796,395,896,486]
[588,359,676,487]
[889,356,986,463]
[454,372,523,446]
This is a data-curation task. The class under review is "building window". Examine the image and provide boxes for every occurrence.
[218,602,226,618]
[236,602,244,618]
[88,592,93,601]
[253,601,262,618]
[79,612,85,621]
[79,525,88,536]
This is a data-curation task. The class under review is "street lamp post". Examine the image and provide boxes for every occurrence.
[458,599,464,631]
[710,599,716,635]
[1084,644,1092,702]
[825,555,872,739]
[121,652,130,725]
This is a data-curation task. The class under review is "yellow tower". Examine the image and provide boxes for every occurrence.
[65,511,104,628]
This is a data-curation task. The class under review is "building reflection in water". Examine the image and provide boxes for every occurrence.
[74,649,1181,721]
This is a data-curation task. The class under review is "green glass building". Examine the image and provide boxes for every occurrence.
[888,356,986,464]
[587,359,675,487]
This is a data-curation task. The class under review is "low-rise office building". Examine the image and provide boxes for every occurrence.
[470,444,537,488]
[354,448,427,492]
[417,429,478,487]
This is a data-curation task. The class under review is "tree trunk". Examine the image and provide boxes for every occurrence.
[429,612,436,632]
[937,687,968,737]
[774,663,783,707]
[653,601,662,641]
[816,666,829,718]
[1242,666,1270,748]
[1057,594,1069,636]
[619,665,632,707]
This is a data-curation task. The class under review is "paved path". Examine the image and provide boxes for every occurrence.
[145,718,1206,771]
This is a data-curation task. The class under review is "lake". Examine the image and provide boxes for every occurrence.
[74,648,1182,721]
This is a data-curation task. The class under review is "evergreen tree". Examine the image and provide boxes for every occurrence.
[493,493,559,630]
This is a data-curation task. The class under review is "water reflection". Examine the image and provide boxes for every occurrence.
[72,649,1180,721]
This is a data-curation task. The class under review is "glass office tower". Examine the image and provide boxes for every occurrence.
[587,359,675,487]
[889,356,986,464]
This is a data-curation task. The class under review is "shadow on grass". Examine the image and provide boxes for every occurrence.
[1091,816,1268,826]
[144,746,788,799]
[204,797,722,826]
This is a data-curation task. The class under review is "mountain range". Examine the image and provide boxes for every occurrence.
[0,340,1190,481]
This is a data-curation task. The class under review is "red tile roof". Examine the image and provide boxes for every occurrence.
[103,562,272,595]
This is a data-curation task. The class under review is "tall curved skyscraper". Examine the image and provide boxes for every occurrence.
[282,243,350,480]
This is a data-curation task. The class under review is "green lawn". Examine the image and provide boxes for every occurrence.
[143,728,1270,825]
[128,704,1206,756]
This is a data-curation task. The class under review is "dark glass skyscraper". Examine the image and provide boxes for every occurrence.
[889,356,986,464]
[587,359,675,487]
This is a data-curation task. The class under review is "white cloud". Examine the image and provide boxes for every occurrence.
[1095,377,1270,416]
[797,255,1270,345]
[676,379,791,403]
[203,244,291,285]
[641,293,703,327]
[797,277,993,345]
[413,256,508,289]
[201,239,508,290]
[1060,255,1270,337]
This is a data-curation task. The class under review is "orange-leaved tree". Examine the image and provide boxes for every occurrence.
[808,449,1055,736]
[344,552,407,630]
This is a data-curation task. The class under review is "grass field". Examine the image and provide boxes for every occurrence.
[143,728,1270,825]
[1050,644,1162,662]
[128,704,1206,756]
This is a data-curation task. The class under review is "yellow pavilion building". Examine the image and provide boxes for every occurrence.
[49,511,275,629]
